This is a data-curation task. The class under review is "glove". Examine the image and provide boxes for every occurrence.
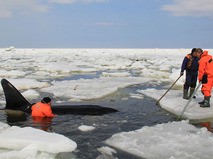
[180,72,184,76]
[202,74,208,84]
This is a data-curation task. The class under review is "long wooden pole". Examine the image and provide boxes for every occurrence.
[156,75,182,105]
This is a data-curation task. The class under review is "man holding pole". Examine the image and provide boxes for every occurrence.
[180,48,199,99]
[197,48,213,107]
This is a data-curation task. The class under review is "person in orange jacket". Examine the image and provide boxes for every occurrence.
[197,48,213,107]
[31,97,56,117]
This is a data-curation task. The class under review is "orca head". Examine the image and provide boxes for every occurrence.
[1,78,31,112]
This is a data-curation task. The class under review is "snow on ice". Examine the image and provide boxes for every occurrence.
[106,120,213,159]
[1,48,213,158]
[0,122,77,159]
[41,77,150,101]
[138,89,213,120]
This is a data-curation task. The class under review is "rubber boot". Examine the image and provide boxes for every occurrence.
[183,90,189,100]
[189,88,196,98]
[200,96,210,108]
[199,99,205,105]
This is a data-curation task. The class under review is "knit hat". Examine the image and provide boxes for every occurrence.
[191,48,197,53]
[41,97,51,103]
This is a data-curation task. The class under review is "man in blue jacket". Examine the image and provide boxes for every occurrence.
[180,48,199,99]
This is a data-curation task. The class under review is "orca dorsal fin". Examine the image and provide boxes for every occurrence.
[1,78,31,111]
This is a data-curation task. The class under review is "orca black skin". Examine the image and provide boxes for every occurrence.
[1,79,118,115]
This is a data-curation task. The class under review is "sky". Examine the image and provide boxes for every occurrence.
[0,0,213,48]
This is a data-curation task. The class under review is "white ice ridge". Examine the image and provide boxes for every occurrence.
[41,77,150,101]
[106,120,213,159]
[0,122,77,158]
[0,78,49,91]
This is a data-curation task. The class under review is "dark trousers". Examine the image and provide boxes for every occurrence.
[184,73,197,90]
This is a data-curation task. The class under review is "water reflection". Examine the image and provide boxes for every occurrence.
[5,110,27,123]
[199,121,213,132]
[31,117,53,131]
[4,109,53,132]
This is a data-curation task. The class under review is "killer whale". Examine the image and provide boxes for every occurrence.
[1,79,118,115]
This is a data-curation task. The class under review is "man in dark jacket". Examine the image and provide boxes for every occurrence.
[180,48,199,99]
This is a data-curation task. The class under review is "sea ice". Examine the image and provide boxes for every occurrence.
[106,120,213,159]
[78,125,95,132]
[0,122,77,158]
[138,89,213,120]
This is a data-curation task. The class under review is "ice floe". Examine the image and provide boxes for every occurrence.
[78,125,95,132]
[0,122,77,158]
[106,120,213,159]
[138,89,213,120]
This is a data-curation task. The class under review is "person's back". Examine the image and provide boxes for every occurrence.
[199,51,213,79]
[31,97,55,118]
[197,49,213,107]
